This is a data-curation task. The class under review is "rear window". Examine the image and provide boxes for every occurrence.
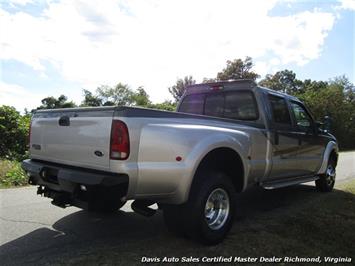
[204,94,224,117]
[178,94,205,115]
[179,91,258,121]
[224,92,258,120]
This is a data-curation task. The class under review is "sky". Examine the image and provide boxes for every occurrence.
[0,0,354,112]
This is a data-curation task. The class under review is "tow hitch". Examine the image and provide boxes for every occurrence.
[37,186,72,208]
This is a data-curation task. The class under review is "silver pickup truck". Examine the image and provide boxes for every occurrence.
[22,80,338,244]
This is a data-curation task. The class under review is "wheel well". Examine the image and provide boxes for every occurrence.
[330,149,338,166]
[195,147,244,192]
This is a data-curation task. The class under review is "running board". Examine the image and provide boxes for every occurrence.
[261,176,319,190]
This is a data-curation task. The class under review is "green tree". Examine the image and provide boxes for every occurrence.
[217,57,260,81]
[298,79,328,94]
[259,69,303,94]
[298,76,355,150]
[81,89,102,107]
[148,100,177,111]
[168,76,196,103]
[37,95,76,109]
[202,77,217,83]
[97,83,135,106]
[0,106,30,160]
[132,87,151,106]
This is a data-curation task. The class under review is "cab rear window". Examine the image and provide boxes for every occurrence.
[179,91,259,121]
[178,94,205,115]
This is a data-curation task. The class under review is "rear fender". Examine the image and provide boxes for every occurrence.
[176,132,250,204]
[135,123,251,204]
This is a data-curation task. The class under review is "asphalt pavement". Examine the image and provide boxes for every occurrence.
[0,151,354,265]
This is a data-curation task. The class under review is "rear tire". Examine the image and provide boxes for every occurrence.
[315,157,336,192]
[163,171,236,245]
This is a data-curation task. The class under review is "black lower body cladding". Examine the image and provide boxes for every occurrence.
[21,159,128,211]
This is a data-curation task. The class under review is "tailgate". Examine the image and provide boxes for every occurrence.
[30,108,114,171]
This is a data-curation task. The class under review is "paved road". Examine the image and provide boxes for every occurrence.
[0,152,354,265]
[335,151,355,183]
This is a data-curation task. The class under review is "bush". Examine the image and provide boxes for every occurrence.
[0,106,30,161]
[0,160,28,188]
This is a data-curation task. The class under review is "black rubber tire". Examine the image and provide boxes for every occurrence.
[315,157,336,192]
[163,171,236,245]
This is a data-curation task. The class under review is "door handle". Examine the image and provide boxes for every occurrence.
[58,116,70,126]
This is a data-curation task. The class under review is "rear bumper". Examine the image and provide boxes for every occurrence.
[22,159,128,192]
[21,159,128,209]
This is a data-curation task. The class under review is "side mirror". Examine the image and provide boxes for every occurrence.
[315,121,324,133]
[323,115,332,132]
[315,121,323,128]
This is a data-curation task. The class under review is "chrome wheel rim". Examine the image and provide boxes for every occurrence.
[204,188,230,230]
[326,164,336,186]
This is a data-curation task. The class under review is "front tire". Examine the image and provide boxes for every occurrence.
[315,157,336,192]
[163,171,236,245]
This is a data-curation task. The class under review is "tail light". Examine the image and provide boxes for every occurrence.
[110,120,130,160]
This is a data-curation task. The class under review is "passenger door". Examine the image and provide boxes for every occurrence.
[267,94,303,180]
[289,101,324,175]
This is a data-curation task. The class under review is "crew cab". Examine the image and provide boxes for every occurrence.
[22,80,338,244]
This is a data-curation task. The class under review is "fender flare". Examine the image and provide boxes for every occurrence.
[317,141,338,174]
[178,134,250,203]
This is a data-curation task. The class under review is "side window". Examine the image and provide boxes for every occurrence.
[268,95,291,125]
[290,102,313,130]
[178,94,205,115]
[204,94,224,117]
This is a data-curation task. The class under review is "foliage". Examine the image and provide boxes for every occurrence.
[148,100,177,111]
[202,77,217,83]
[168,76,196,103]
[81,89,102,107]
[132,87,151,106]
[81,85,152,108]
[0,160,28,187]
[216,57,260,81]
[0,106,30,161]
[96,83,135,106]
[259,69,303,94]
[297,76,355,150]
[37,95,77,110]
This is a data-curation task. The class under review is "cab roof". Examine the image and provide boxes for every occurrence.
[185,79,300,102]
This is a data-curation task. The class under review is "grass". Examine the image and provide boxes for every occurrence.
[0,160,28,188]
[42,180,355,266]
